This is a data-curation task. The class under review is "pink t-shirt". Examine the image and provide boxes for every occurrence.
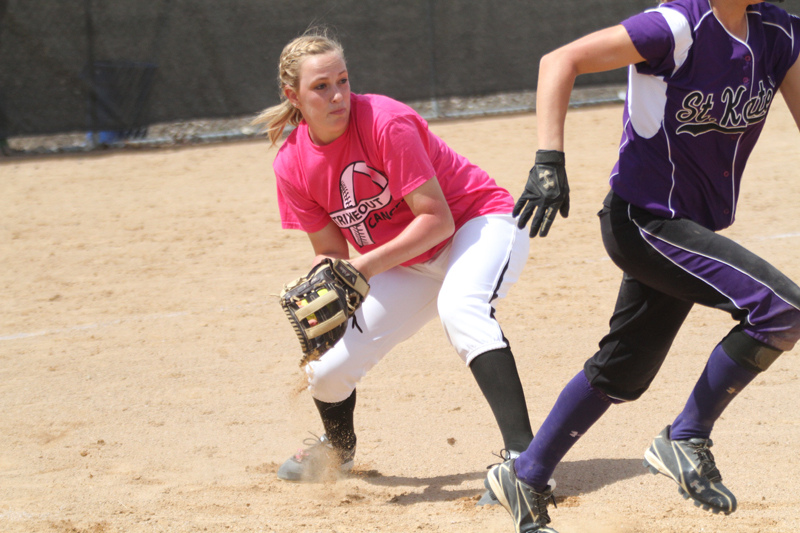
[273,93,514,265]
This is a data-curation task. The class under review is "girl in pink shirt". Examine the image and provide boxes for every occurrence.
[255,30,536,492]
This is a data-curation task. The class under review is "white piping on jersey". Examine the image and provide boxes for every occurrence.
[730,138,740,226]
[728,30,753,225]
[696,3,715,32]
[723,10,762,227]
[760,12,797,44]
[628,202,751,324]
[627,5,694,140]
[625,5,697,219]
[662,119,678,219]
[626,203,800,323]
[607,113,632,189]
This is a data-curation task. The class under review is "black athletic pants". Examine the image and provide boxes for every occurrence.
[584,191,800,401]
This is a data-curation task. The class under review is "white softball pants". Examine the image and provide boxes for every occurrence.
[306,213,530,403]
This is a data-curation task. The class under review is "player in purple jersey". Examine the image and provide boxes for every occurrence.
[485,1,800,531]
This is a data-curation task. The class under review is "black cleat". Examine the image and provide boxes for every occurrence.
[643,425,736,515]
[484,458,558,533]
[477,450,556,507]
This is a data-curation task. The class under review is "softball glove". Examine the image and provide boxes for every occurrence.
[279,259,370,367]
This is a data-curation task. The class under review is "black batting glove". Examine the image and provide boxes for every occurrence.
[512,149,570,238]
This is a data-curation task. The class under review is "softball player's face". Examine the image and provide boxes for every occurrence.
[288,52,351,146]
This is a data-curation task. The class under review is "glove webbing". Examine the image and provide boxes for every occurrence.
[294,290,347,338]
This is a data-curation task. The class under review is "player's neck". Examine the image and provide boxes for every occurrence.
[710,0,750,41]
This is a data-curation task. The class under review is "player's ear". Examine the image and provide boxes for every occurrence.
[284,85,300,108]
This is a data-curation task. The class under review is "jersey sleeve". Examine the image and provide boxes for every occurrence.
[376,115,438,199]
[768,12,800,87]
[273,168,331,233]
[622,6,691,78]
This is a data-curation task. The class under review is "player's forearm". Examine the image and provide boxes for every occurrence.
[537,25,644,152]
[350,212,454,280]
[307,220,352,267]
[536,52,575,152]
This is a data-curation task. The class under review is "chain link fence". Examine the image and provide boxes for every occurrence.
[0,0,654,155]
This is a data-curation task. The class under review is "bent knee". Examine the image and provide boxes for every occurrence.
[723,327,783,373]
[744,308,800,354]
[306,359,361,404]
[437,292,471,324]
[438,299,505,360]
[589,380,645,403]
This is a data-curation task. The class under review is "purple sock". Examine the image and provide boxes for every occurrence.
[670,342,758,441]
[514,371,613,491]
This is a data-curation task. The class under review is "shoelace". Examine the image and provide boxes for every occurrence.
[520,482,557,522]
[293,433,328,461]
[485,450,558,513]
[294,432,356,465]
[485,448,515,470]
[532,491,554,522]
[689,439,722,482]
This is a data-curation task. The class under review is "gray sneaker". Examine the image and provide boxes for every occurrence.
[643,425,736,515]
[484,458,558,533]
[277,434,355,482]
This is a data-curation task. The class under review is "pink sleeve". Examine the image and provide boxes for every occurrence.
[274,169,330,233]
[378,116,437,198]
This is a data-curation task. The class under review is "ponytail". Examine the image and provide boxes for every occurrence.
[252,99,303,146]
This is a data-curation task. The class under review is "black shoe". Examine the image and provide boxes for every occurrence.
[477,450,556,507]
[484,458,558,533]
[643,425,736,515]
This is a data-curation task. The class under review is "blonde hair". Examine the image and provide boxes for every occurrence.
[252,29,345,146]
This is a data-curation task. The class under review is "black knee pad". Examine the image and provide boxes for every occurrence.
[721,327,782,373]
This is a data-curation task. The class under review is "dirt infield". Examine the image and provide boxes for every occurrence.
[2,98,799,533]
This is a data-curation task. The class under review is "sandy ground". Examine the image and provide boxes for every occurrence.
[1,97,799,533]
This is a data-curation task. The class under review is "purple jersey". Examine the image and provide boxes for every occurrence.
[611,0,800,231]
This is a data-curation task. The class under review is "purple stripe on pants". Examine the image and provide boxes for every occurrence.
[641,230,800,351]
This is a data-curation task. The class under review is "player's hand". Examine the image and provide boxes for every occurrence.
[512,150,570,238]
